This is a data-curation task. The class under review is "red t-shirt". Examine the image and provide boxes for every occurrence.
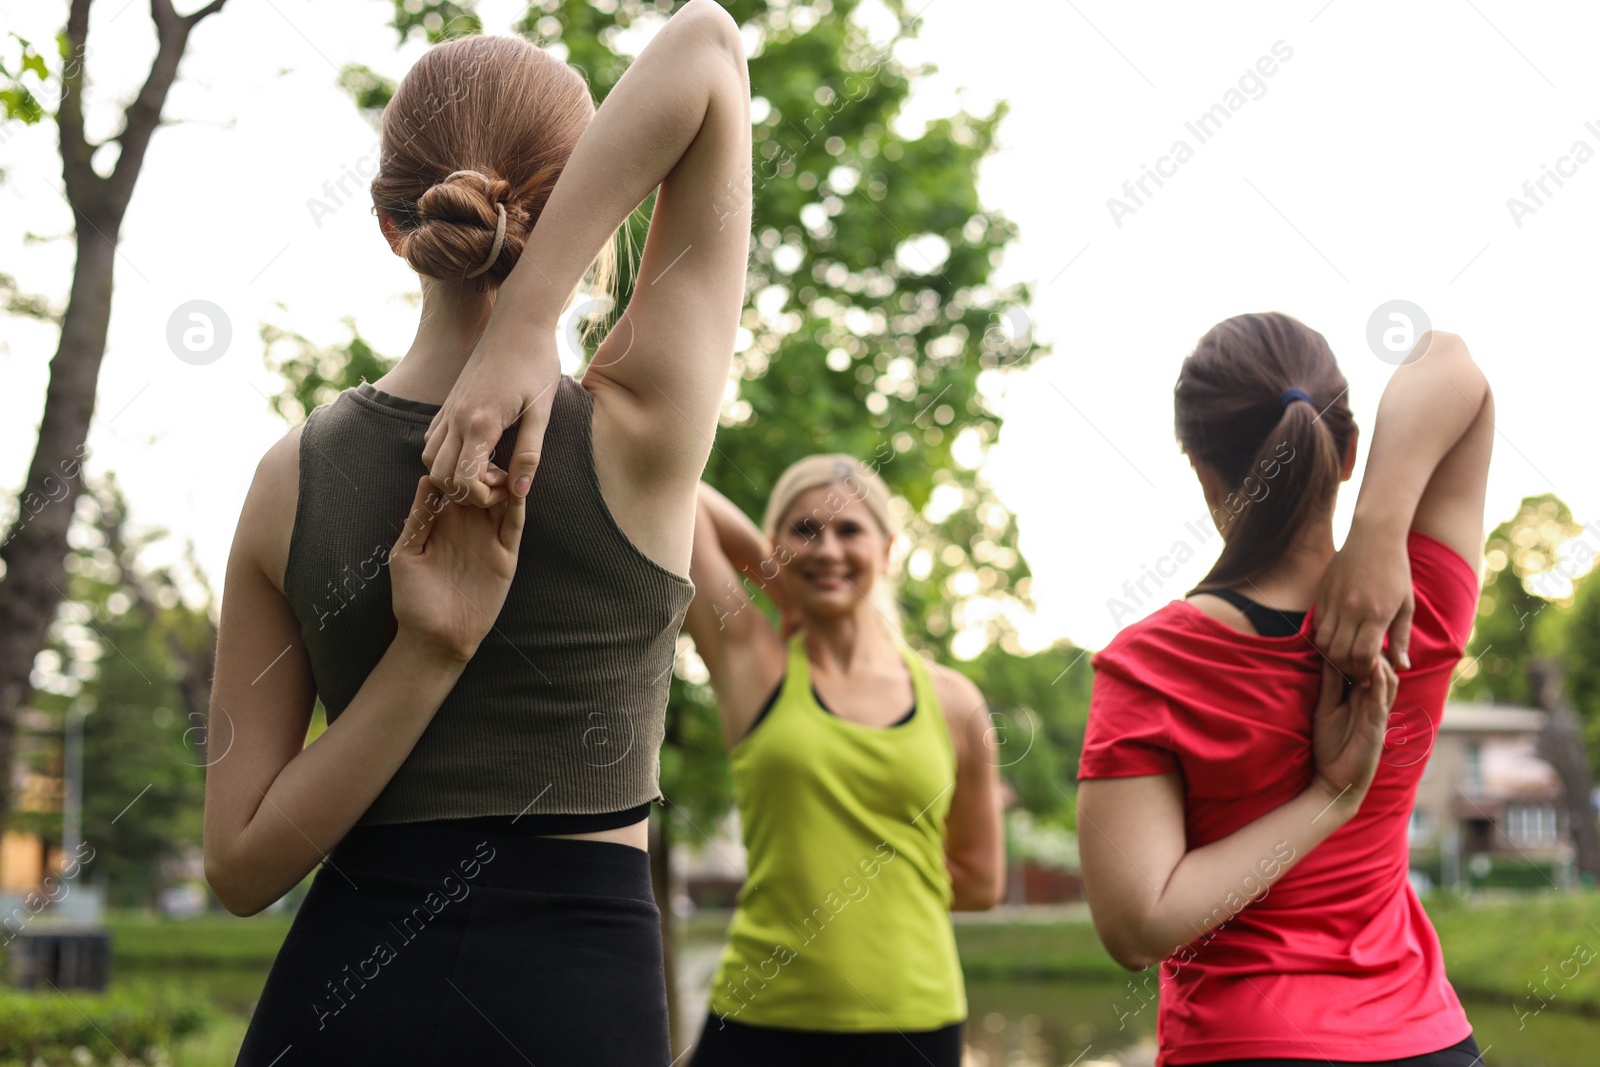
[1079,529,1482,1065]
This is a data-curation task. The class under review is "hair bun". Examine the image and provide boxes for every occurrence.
[401,168,531,286]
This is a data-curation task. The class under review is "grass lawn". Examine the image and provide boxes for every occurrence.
[950,890,1600,1014]
[57,890,1599,1066]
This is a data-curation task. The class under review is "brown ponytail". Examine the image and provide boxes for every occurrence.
[1174,312,1355,591]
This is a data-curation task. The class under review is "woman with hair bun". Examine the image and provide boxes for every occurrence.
[205,3,750,1063]
[1078,313,1494,1065]
[682,455,1006,1067]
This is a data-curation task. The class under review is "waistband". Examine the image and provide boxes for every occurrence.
[327,818,653,900]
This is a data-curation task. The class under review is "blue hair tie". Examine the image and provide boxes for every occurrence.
[1280,387,1312,411]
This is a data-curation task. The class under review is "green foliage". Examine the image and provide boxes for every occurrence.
[962,640,1094,822]
[392,0,482,44]
[1458,492,1600,779]
[1554,559,1600,780]
[0,981,214,1066]
[18,478,210,908]
[0,34,50,127]
[1458,493,1580,705]
[261,316,396,424]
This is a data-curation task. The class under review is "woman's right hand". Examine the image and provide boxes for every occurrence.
[1310,657,1398,813]
[389,476,526,664]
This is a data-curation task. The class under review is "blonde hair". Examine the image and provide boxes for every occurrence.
[370,34,620,318]
[761,454,903,641]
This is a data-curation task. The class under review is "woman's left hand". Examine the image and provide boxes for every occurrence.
[1310,657,1398,813]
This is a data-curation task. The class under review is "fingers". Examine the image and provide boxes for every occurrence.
[1323,618,1357,678]
[394,477,442,557]
[1349,618,1384,680]
[451,439,502,508]
[1387,595,1415,672]
[496,490,528,554]
[427,428,466,502]
[422,411,444,467]
[508,386,556,498]
[1316,659,1346,715]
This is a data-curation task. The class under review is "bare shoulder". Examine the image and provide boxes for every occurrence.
[926,660,989,748]
[240,423,305,596]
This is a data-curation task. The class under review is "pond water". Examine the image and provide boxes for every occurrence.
[122,965,1596,1066]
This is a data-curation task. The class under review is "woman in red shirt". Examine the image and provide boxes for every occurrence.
[1078,313,1493,1066]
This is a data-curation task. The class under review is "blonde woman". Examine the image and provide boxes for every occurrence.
[205,3,750,1063]
[683,456,1005,1067]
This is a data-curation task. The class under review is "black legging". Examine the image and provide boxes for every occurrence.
[1179,1033,1486,1067]
[234,821,668,1066]
[688,1013,964,1067]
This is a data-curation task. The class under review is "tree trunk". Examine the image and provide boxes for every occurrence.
[1528,659,1600,883]
[0,0,229,831]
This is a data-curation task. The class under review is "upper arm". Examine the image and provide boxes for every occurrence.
[1077,774,1187,969]
[202,430,318,885]
[1408,335,1493,574]
[685,499,783,745]
[935,667,1005,904]
[583,0,752,488]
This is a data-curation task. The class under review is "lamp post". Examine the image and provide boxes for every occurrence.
[62,699,89,867]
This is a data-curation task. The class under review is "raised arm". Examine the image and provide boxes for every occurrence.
[204,440,522,916]
[1314,331,1494,676]
[424,0,752,505]
[685,483,785,747]
[1079,659,1395,970]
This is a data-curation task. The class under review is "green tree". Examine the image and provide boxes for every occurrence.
[19,476,212,908]
[1457,493,1580,705]
[0,0,234,835]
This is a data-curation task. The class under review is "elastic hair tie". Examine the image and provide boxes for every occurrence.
[442,169,507,279]
[1279,387,1312,412]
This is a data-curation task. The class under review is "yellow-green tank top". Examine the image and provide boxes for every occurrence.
[706,633,966,1031]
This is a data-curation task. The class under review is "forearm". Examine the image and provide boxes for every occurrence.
[1124,784,1351,967]
[1350,334,1490,538]
[216,633,465,914]
[699,483,776,586]
[949,853,1004,911]
[490,0,742,332]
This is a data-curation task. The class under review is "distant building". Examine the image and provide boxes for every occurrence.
[1408,700,1573,887]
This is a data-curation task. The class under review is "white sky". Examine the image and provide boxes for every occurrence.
[1,0,1596,656]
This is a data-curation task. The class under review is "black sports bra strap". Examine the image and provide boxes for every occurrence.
[740,674,916,741]
[1187,586,1307,638]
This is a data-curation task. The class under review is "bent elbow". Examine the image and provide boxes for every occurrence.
[1092,918,1162,972]
[1111,940,1159,972]
[950,870,1005,912]
[205,850,265,918]
[681,0,745,60]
